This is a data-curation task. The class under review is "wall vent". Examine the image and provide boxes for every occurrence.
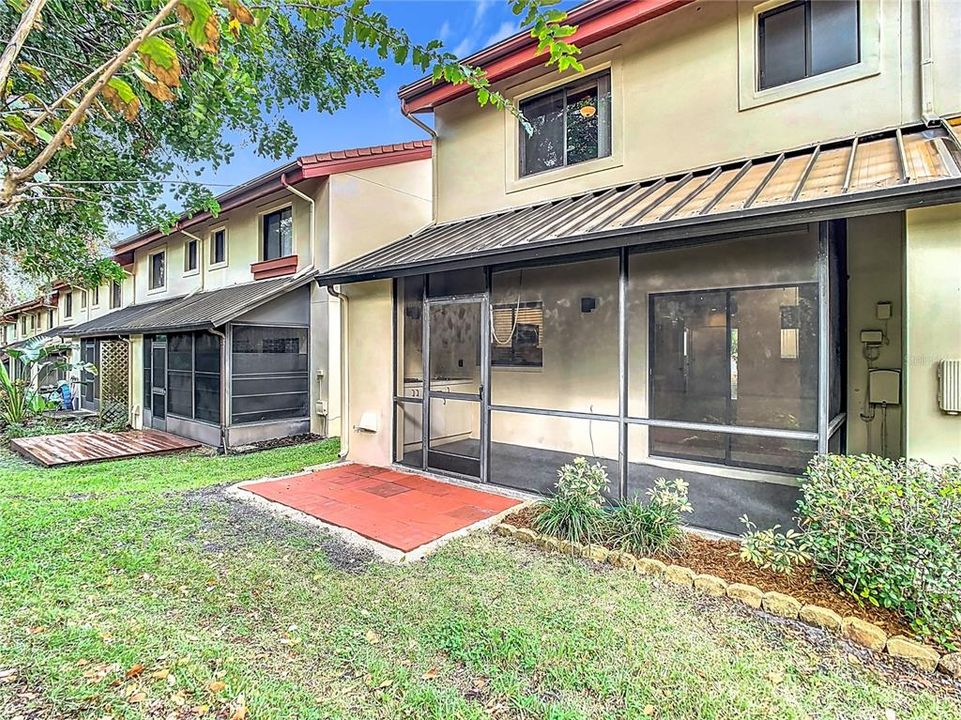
[938,359,961,415]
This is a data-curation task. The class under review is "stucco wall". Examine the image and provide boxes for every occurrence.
[904,203,961,463]
[327,159,432,268]
[344,280,394,467]
[845,213,904,457]
[431,0,960,223]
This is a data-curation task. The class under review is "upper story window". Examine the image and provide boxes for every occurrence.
[211,228,227,266]
[185,238,198,272]
[110,280,122,309]
[79,290,87,309]
[92,286,100,306]
[64,292,73,318]
[758,0,860,91]
[20,316,27,334]
[47,309,54,327]
[263,208,293,261]
[149,250,166,290]
[519,71,612,178]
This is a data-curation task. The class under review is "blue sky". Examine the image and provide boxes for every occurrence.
[170,1,546,203]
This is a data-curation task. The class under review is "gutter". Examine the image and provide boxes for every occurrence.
[400,101,437,139]
[326,284,349,460]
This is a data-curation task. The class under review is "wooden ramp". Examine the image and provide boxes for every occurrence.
[11,429,201,467]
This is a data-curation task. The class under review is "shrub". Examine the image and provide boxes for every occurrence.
[799,454,961,644]
[534,457,609,544]
[738,516,811,575]
[606,478,692,557]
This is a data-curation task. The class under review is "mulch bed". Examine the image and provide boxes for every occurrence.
[506,504,921,641]
[227,433,326,454]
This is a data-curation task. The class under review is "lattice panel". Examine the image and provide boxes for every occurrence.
[99,340,129,428]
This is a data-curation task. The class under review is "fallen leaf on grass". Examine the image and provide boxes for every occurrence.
[643,705,656,717]
[767,671,784,686]
[27,626,47,635]
[150,668,170,680]
[128,692,147,703]
[125,663,145,679]
[421,667,439,680]
[208,680,226,693]
[230,706,248,720]
[365,630,381,644]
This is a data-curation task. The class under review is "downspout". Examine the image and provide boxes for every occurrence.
[326,284,349,460]
[918,0,938,124]
[181,229,206,292]
[209,326,229,454]
[400,100,437,139]
[280,173,315,267]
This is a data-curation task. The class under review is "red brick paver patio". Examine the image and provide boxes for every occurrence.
[242,464,520,552]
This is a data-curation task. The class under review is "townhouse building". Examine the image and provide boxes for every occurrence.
[318,0,961,534]
[3,141,432,446]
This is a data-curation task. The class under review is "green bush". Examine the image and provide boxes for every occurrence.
[738,516,811,575]
[799,454,961,644]
[534,457,608,544]
[605,478,692,557]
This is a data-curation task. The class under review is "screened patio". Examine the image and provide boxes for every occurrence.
[389,223,843,534]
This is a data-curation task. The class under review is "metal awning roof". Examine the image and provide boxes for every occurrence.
[319,121,961,285]
[62,272,316,338]
[0,325,71,355]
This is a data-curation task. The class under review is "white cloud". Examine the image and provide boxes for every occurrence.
[438,20,451,43]
[473,0,493,26]
[484,20,518,47]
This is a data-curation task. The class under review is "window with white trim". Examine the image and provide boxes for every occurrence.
[491,302,544,368]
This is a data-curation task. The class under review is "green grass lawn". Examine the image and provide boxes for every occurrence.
[0,440,958,719]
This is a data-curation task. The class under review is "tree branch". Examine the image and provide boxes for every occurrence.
[9,0,183,187]
[0,0,49,93]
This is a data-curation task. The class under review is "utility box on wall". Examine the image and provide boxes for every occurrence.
[938,359,961,415]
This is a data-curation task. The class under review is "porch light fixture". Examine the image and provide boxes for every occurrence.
[579,104,596,118]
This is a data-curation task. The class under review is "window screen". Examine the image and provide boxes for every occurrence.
[491,302,544,367]
[519,71,612,177]
[758,0,860,90]
[167,333,193,417]
[649,284,818,473]
[231,324,309,424]
[160,332,221,423]
[143,336,152,410]
[81,338,99,403]
[262,208,293,261]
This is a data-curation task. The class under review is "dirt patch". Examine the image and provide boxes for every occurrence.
[506,505,919,640]
[226,433,326,455]
[183,485,376,573]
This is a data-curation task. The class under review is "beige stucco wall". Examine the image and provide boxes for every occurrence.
[343,280,394,466]
[845,213,904,457]
[904,203,961,463]
[431,0,960,223]
[327,159,432,268]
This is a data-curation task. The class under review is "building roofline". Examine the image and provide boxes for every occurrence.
[398,0,692,113]
[111,140,431,256]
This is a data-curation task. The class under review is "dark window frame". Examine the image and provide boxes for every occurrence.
[518,70,613,178]
[64,292,73,318]
[110,280,122,309]
[758,0,861,91]
[149,250,166,290]
[185,238,198,272]
[211,228,227,265]
[159,331,221,425]
[262,207,293,261]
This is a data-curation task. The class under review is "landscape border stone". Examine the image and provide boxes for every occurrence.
[493,520,948,676]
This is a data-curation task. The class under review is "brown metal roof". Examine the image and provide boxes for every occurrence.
[62,273,315,338]
[319,122,961,284]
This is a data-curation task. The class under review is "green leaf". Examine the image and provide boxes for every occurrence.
[138,37,181,87]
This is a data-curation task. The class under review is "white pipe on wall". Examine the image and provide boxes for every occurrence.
[326,284,349,460]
